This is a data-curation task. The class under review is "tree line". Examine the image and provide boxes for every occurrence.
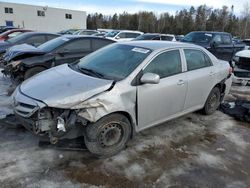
[87,4,250,38]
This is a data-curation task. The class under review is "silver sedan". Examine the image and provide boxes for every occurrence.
[13,41,232,156]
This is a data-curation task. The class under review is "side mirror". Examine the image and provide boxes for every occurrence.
[115,36,120,39]
[140,73,160,84]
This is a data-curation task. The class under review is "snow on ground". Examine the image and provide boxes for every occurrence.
[0,72,250,187]
[0,70,12,119]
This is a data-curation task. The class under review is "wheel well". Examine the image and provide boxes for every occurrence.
[214,82,226,94]
[109,111,135,138]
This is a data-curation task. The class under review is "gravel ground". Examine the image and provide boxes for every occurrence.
[0,73,250,188]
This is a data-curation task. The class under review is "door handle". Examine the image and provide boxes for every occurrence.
[177,80,185,85]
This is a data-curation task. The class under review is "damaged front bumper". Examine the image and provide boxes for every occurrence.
[233,67,250,85]
[13,87,88,143]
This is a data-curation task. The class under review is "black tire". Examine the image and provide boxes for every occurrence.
[84,113,132,157]
[203,87,221,115]
[24,66,46,80]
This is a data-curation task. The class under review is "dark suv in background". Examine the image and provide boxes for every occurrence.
[182,31,245,61]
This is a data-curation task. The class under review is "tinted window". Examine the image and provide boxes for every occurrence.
[47,34,58,41]
[144,50,182,78]
[118,32,126,38]
[222,34,232,44]
[161,35,174,41]
[92,39,113,50]
[184,49,212,71]
[126,33,140,38]
[135,34,157,40]
[183,32,213,43]
[152,36,160,40]
[213,35,223,44]
[62,39,91,52]
[25,35,46,46]
[38,37,67,52]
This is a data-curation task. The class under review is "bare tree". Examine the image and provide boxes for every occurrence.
[241,2,250,38]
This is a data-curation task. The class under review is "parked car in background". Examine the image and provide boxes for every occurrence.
[175,35,184,41]
[233,49,250,86]
[182,31,245,62]
[92,33,106,37]
[0,29,32,41]
[134,33,176,41]
[0,26,17,34]
[2,35,115,81]
[0,32,60,55]
[242,39,250,49]
[105,30,143,41]
[12,41,232,156]
[58,29,81,35]
[74,29,100,36]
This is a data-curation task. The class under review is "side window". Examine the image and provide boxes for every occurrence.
[222,35,232,45]
[213,35,222,44]
[46,35,58,41]
[152,36,160,40]
[161,36,174,41]
[92,39,113,50]
[144,50,182,79]
[118,32,126,38]
[126,33,140,38]
[25,35,46,46]
[8,31,22,38]
[184,49,212,71]
[61,39,91,52]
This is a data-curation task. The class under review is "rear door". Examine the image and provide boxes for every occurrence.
[182,48,216,110]
[55,38,91,65]
[137,49,187,130]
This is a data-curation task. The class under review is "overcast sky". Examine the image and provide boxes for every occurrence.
[1,0,248,15]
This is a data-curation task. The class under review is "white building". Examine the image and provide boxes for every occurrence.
[0,2,86,32]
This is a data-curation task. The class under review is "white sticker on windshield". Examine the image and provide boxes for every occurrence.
[132,48,150,54]
[205,33,212,37]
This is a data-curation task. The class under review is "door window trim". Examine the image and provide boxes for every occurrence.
[181,48,213,72]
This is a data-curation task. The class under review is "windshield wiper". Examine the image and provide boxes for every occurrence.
[78,66,105,78]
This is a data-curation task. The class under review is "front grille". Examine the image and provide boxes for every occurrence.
[234,71,250,78]
[236,57,250,70]
[14,101,39,117]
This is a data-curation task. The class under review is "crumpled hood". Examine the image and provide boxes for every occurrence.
[20,64,114,108]
[3,44,45,62]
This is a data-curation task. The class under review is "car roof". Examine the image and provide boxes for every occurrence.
[60,35,116,41]
[21,32,60,36]
[119,41,200,51]
[189,31,230,35]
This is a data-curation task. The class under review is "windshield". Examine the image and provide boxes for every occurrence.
[182,32,213,43]
[77,44,152,81]
[6,33,28,44]
[38,37,68,52]
[105,31,120,38]
[135,34,157,40]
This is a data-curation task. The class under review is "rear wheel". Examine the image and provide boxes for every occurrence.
[203,87,221,115]
[24,66,46,80]
[84,114,132,157]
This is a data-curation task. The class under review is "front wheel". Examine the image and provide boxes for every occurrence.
[203,87,221,115]
[84,114,132,157]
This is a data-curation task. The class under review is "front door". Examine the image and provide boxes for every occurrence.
[137,49,187,130]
